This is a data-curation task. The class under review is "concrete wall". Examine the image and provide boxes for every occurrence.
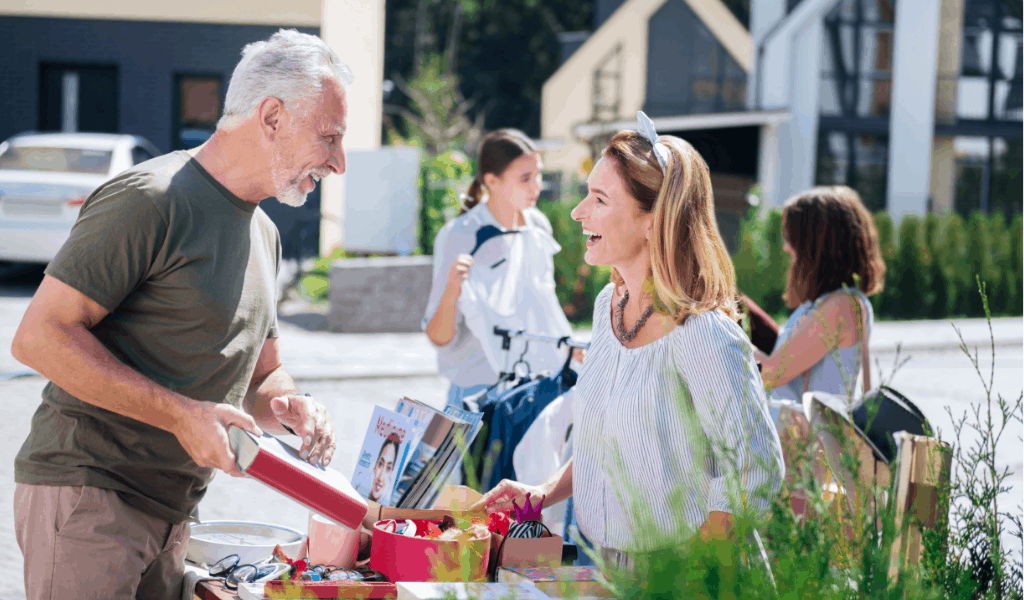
[886,0,942,218]
[753,0,833,207]
[329,256,433,333]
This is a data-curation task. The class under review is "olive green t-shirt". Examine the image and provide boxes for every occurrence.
[14,151,281,524]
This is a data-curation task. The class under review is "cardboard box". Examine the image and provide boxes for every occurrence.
[888,433,952,580]
[488,530,563,577]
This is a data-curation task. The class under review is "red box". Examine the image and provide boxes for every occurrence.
[369,519,490,583]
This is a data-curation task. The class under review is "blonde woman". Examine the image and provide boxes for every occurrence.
[475,114,784,566]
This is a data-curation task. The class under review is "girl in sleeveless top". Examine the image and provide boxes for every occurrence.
[753,186,886,474]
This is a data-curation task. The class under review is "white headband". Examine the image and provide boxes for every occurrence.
[636,111,669,171]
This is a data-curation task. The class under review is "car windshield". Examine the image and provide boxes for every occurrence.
[0,146,112,175]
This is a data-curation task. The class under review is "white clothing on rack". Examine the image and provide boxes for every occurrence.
[422,202,573,387]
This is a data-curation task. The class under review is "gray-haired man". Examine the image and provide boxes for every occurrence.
[11,29,349,600]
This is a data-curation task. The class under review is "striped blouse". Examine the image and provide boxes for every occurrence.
[572,284,785,551]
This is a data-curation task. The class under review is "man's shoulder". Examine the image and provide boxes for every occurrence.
[87,151,191,212]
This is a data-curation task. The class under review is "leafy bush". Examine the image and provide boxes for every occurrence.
[893,215,929,319]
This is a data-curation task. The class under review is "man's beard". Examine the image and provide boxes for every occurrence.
[270,147,327,208]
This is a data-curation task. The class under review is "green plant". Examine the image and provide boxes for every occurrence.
[420,150,475,254]
[921,279,1024,599]
[925,212,952,319]
[1010,214,1023,315]
[966,213,996,317]
[893,215,929,319]
[761,210,789,315]
[734,205,771,308]
[874,211,898,317]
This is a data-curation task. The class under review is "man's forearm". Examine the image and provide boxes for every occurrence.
[14,320,194,434]
[243,365,300,434]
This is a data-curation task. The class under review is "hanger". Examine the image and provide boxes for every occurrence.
[469,224,520,256]
[511,340,532,382]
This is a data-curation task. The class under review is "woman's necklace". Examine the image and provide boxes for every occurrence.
[615,290,655,343]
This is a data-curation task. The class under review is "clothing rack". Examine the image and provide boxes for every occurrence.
[492,326,589,393]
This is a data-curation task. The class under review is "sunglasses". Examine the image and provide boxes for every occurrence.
[208,554,289,590]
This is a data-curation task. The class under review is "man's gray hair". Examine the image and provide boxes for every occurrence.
[219,28,354,128]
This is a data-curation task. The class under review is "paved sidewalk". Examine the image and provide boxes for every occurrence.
[2,292,1021,380]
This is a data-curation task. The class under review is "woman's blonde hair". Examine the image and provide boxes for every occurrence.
[602,131,738,323]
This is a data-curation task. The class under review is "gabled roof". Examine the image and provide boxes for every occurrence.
[547,0,751,89]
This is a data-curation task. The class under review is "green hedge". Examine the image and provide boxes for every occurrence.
[733,208,1022,322]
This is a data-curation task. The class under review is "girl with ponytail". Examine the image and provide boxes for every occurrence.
[475,114,784,565]
[422,129,574,408]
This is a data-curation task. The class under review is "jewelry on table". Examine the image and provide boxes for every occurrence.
[616,290,655,342]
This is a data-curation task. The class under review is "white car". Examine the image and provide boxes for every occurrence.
[0,132,162,264]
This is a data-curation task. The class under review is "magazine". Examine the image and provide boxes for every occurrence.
[351,407,423,506]
[391,398,458,506]
[403,405,484,509]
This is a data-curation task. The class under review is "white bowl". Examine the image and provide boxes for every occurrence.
[187,521,306,567]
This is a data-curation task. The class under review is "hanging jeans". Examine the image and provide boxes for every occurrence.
[475,368,577,492]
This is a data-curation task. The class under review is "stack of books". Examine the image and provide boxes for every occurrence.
[352,398,483,510]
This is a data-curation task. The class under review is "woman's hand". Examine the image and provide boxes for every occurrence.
[471,479,546,515]
[445,254,474,299]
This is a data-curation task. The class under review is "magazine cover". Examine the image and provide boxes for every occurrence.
[351,407,421,505]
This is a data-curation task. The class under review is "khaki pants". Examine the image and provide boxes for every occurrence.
[14,484,189,600]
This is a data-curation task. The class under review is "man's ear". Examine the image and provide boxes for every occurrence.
[258,97,285,141]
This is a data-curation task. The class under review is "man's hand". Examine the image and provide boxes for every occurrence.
[270,394,336,467]
[174,402,263,477]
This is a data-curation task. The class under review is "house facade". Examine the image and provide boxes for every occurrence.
[0,1,389,259]
[542,0,1022,218]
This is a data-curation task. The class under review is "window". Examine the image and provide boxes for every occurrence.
[642,0,748,117]
[818,0,896,119]
[957,0,1022,122]
[815,0,896,210]
[953,136,1022,216]
[815,130,890,212]
[173,74,222,150]
[0,146,112,175]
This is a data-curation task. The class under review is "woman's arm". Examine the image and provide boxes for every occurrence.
[472,458,573,514]
[677,315,786,526]
[422,223,474,347]
[759,292,867,392]
[425,253,473,346]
